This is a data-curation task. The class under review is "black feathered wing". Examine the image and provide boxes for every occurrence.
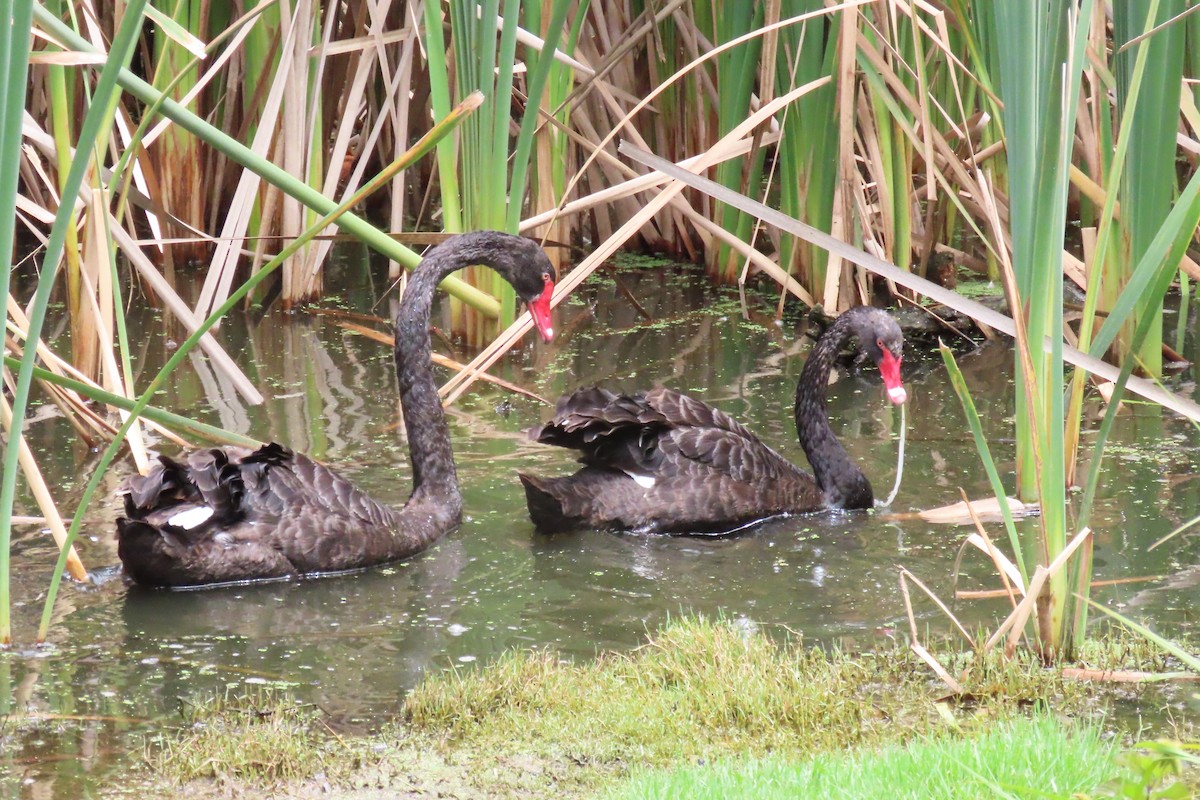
[117,444,412,587]
[519,387,820,534]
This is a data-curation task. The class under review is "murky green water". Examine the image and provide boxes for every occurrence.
[2,252,1198,795]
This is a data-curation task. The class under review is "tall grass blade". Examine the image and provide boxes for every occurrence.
[1,358,259,448]
[0,0,36,646]
[1085,168,1200,362]
[1111,0,1186,377]
[992,0,1093,654]
[938,343,1025,585]
[1065,0,1176,485]
[505,0,572,232]
[423,0,462,233]
[1076,173,1200,528]
[2,0,148,646]
[772,3,837,300]
[1084,599,1200,673]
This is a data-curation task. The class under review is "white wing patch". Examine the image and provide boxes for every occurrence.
[622,470,656,489]
[167,506,214,530]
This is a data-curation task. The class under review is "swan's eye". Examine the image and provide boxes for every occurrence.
[876,338,885,350]
[541,272,551,282]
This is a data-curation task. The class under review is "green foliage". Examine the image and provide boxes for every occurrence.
[608,716,1120,800]
[699,3,764,282]
[774,1,838,293]
[1111,1,1187,377]
[942,0,1200,661]
[992,1,1089,649]
[1101,740,1200,800]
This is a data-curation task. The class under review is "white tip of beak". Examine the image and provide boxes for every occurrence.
[888,387,908,404]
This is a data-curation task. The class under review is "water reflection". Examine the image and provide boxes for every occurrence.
[117,536,471,724]
[2,257,1199,795]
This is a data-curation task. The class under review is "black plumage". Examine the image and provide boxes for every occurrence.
[117,231,556,587]
[519,306,906,534]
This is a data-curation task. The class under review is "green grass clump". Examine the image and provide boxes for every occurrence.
[402,616,1100,773]
[1073,630,1184,673]
[149,687,363,788]
[607,715,1118,799]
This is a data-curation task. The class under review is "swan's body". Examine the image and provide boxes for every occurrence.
[117,232,556,587]
[519,306,906,534]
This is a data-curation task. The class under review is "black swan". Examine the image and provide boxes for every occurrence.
[519,306,906,534]
[117,231,556,587]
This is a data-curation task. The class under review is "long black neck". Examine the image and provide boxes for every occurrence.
[394,232,522,507]
[793,311,873,509]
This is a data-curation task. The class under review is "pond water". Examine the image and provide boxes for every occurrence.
[2,250,1198,795]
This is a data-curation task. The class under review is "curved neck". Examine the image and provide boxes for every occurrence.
[793,312,871,506]
[394,233,520,505]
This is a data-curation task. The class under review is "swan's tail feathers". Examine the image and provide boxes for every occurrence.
[179,449,247,523]
[116,445,296,587]
[122,454,191,516]
[118,448,259,540]
[123,455,235,525]
[519,472,582,533]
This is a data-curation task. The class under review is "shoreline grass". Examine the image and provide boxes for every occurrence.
[134,616,1196,799]
[147,688,368,788]
[607,716,1118,800]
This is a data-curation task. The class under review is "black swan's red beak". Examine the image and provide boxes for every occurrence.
[878,349,906,404]
[529,275,555,342]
